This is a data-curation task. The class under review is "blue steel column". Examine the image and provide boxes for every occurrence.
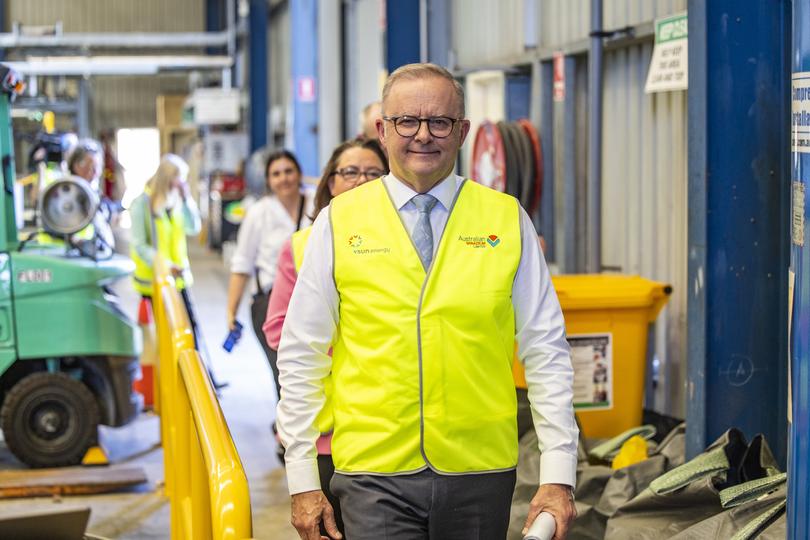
[248,0,268,152]
[790,1,810,536]
[686,1,790,464]
[386,0,421,72]
[291,0,319,176]
[539,60,555,261]
[426,0,450,67]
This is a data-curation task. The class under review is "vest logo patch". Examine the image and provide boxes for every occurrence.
[348,235,363,248]
[458,234,500,249]
[348,234,390,255]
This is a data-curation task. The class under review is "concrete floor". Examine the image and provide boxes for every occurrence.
[0,242,299,539]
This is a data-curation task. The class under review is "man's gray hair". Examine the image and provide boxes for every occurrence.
[381,63,465,117]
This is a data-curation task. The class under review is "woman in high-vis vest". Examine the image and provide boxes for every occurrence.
[226,150,314,401]
[129,154,206,348]
[262,137,387,536]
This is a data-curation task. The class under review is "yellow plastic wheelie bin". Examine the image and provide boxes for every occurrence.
[513,275,671,438]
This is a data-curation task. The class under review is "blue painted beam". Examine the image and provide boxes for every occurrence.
[559,55,577,273]
[426,0,450,67]
[248,0,268,152]
[386,0,421,72]
[686,1,790,466]
[539,60,555,261]
[291,0,319,176]
[505,74,531,122]
[789,1,810,536]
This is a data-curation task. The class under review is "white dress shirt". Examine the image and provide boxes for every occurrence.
[277,173,579,495]
[230,192,313,294]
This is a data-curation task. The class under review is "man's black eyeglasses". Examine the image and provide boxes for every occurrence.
[383,116,461,138]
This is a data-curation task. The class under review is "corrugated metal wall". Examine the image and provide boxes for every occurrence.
[7,0,203,32]
[92,76,191,129]
[5,0,204,129]
[603,0,687,29]
[451,0,525,68]
[539,0,589,48]
[538,0,687,47]
[453,1,689,416]
[601,43,687,416]
[451,0,688,67]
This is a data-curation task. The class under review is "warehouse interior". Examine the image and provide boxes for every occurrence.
[0,0,805,539]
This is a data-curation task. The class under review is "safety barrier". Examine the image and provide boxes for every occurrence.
[152,255,253,540]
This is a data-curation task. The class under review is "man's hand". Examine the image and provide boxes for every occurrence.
[291,490,342,540]
[522,483,576,540]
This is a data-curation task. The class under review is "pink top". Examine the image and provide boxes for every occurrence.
[264,239,333,455]
[263,239,297,349]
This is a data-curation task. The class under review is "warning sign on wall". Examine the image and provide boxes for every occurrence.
[792,73,810,153]
[570,334,613,410]
[553,52,565,102]
[645,12,688,94]
[296,76,317,103]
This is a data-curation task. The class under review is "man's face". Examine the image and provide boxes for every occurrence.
[73,153,99,182]
[377,77,470,190]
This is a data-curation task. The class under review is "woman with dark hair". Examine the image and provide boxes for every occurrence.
[262,137,387,536]
[226,149,314,397]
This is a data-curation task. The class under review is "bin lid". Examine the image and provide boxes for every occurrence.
[551,274,672,321]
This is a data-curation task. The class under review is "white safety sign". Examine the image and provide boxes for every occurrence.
[569,333,613,410]
[645,12,688,94]
[792,73,810,154]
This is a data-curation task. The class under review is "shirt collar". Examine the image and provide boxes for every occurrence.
[383,172,461,211]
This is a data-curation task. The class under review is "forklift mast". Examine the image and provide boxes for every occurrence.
[0,65,24,252]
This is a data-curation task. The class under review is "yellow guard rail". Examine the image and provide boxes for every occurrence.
[153,255,253,540]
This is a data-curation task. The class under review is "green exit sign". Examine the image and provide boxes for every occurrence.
[657,13,688,44]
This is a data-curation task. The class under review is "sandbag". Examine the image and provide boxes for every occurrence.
[568,423,686,540]
[604,430,779,540]
[669,474,786,540]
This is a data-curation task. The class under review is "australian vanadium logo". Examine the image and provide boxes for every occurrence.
[458,234,500,248]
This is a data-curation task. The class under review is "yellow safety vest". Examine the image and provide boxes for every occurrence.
[290,226,313,272]
[131,189,192,295]
[330,179,522,474]
[290,225,333,434]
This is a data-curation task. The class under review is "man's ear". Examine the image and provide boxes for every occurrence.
[458,119,472,146]
[376,117,386,144]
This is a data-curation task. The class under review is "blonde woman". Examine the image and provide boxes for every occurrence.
[129,154,224,387]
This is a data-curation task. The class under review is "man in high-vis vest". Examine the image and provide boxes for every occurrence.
[277,63,578,540]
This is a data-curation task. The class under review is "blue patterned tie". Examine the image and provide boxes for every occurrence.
[411,194,438,270]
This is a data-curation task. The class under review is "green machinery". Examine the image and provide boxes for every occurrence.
[0,65,142,467]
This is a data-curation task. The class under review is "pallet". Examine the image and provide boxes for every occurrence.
[0,466,148,498]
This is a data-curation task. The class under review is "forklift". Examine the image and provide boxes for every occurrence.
[0,64,143,468]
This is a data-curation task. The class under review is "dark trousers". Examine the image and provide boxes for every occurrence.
[331,468,516,540]
[249,290,281,398]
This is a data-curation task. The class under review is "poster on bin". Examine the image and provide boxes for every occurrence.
[569,334,613,410]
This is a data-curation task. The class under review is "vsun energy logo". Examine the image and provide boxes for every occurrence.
[348,235,363,248]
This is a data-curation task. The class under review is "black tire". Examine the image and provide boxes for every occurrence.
[0,372,100,468]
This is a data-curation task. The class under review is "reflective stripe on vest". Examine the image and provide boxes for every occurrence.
[330,179,522,474]
[291,225,334,434]
[130,191,192,295]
